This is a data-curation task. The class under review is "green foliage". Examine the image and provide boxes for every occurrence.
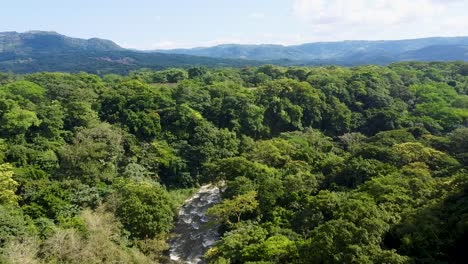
[0,163,18,205]
[0,63,466,263]
[59,123,124,183]
[256,79,325,135]
[2,81,46,103]
[392,142,460,175]
[326,157,396,189]
[208,191,259,226]
[114,180,174,239]
[447,127,468,165]
[0,205,34,247]
[387,173,468,263]
[206,222,268,263]
[0,105,41,137]
[16,176,75,220]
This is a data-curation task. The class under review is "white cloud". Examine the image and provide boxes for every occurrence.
[291,0,468,40]
[293,0,443,25]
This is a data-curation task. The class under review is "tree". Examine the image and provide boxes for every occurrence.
[322,96,352,135]
[64,101,99,129]
[256,79,325,135]
[0,105,41,137]
[208,191,259,226]
[292,190,341,237]
[185,120,239,177]
[206,222,268,263]
[327,157,396,189]
[204,157,279,185]
[115,180,174,239]
[447,127,468,165]
[60,123,124,183]
[256,235,297,263]
[0,163,18,205]
[0,205,32,247]
[164,68,188,83]
[3,81,46,104]
[286,67,309,81]
[188,66,207,79]
[392,142,460,175]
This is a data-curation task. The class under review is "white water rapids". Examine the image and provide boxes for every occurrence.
[168,184,222,264]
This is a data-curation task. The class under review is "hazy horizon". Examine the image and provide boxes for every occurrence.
[4,30,468,51]
[2,0,468,50]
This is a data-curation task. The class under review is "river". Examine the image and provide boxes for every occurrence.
[168,184,222,264]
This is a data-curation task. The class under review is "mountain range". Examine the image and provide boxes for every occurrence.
[158,37,468,65]
[0,31,467,74]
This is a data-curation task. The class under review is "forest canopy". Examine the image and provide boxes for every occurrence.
[0,61,467,263]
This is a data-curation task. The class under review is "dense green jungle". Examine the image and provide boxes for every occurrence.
[0,62,467,263]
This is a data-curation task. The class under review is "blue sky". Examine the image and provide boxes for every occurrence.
[2,0,467,49]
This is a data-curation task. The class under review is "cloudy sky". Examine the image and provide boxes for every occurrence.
[1,0,467,49]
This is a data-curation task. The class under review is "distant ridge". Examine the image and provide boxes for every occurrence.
[157,36,468,63]
[0,31,467,74]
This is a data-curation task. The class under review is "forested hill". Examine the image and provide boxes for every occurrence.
[0,31,123,53]
[159,36,468,64]
[1,31,468,74]
[0,31,258,74]
[0,62,467,263]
